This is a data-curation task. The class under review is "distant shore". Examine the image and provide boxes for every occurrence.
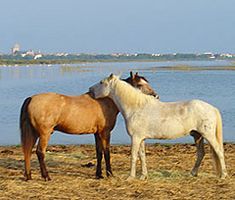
[0,57,234,67]
[1,59,235,72]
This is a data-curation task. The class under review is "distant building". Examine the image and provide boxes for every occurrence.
[221,53,233,58]
[21,50,35,57]
[12,43,20,54]
[34,54,42,59]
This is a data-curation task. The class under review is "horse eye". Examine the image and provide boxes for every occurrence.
[137,84,142,87]
[100,81,103,84]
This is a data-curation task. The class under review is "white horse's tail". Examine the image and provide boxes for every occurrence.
[210,108,224,176]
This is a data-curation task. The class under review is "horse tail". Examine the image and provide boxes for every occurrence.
[210,108,224,176]
[20,97,38,178]
[215,108,224,151]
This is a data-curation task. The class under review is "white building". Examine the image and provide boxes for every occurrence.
[12,43,20,54]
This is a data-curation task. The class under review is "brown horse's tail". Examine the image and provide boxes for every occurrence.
[20,97,38,179]
[210,108,224,177]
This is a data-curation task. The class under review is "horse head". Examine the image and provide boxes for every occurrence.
[89,72,159,99]
[123,71,159,99]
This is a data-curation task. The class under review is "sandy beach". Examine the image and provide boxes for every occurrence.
[0,143,235,199]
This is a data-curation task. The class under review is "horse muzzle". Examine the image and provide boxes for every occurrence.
[89,87,95,98]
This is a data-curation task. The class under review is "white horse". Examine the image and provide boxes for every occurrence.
[89,74,228,179]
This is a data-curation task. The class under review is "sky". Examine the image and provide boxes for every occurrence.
[0,0,235,54]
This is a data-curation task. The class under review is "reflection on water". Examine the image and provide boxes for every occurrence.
[0,60,235,145]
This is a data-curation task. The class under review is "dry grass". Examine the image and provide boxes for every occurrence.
[60,65,96,73]
[1,143,235,199]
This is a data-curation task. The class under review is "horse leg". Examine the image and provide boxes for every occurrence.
[139,140,148,180]
[94,133,104,179]
[100,131,112,177]
[24,134,38,181]
[36,133,51,181]
[190,132,205,177]
[206,135,227,178]
[128,136,142,180]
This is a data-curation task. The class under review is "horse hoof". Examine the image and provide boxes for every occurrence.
[25,177,32,181]
[43,176,51,181]
[191,171,198,177]
[96,175,104,179]
[220,173,228,179]
[140,175,148,180]
[106,171,113,178]
[24,173,32,181]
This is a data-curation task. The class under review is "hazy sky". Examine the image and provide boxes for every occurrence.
[0,0,234,53]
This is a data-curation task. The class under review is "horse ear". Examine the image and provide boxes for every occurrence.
[108,73,114,80]
[130,71,133,78]
[132,71,138,79]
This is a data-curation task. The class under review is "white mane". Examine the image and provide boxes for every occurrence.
[110,76,155,108]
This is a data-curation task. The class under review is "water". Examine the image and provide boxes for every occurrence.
[0,60,234,145]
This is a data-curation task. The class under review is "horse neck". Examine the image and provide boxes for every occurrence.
[109,79,151,117]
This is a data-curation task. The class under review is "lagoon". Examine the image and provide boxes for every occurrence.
[0,60,235,145]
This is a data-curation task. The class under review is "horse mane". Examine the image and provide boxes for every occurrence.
[111,76,155,107]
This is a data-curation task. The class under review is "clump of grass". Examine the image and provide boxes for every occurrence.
[154,143,173,148]
[46,151,88,160]
[60,65,95,73]
[149,170,189,179]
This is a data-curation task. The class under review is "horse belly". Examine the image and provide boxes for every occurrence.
[149,119,192,140]
[56,117,99,135]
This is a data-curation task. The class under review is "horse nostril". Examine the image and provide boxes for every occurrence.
[152,92,157,97]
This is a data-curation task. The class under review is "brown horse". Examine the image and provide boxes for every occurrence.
[20,72,157,181]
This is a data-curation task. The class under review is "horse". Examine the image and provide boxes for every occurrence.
[20,71,158,181]
[89,74,228,179]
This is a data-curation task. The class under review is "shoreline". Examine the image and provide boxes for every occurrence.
[0,141,235,147]
[1,61,235,71]
[0,58,234,66]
